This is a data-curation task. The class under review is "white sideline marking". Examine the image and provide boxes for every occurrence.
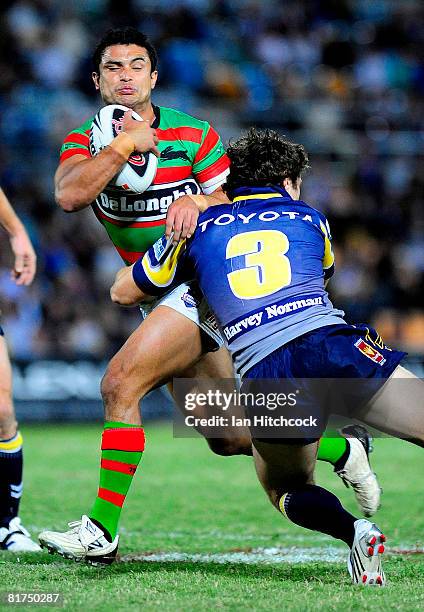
[120,546,346,564]
[120,545,424,565]
[120,529,331,543]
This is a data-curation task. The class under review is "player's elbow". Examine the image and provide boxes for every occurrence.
[110,284,130,306]
[55,187,89,212]
[110,283,143,307]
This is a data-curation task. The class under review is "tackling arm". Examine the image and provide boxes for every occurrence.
[165,186,230,243]
[110,264,153,306]
[111,235,189,306]
[186,186,230,213]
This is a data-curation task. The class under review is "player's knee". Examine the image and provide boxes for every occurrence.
[207,436,252,457]
[101,358,150,407]
[101,362,130,405]
[278,467,314,497]
[267,470,314,511]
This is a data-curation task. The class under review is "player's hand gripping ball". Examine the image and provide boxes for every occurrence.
[90,104,158,193]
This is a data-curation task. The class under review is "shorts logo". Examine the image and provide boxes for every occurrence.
[354,339,386,365]
[181,292,200,308]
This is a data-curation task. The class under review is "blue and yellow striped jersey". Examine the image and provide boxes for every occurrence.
[134,185,346,375]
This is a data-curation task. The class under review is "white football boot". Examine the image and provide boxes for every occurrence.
[39,515,118,566]
[336,425,381,517]
[348,519,386,586]
[0,517,42,551]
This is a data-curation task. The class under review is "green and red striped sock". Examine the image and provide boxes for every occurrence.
[90,421,145,540]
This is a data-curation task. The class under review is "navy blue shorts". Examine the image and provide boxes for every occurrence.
[242,324,406,443]
[0,324,3,337]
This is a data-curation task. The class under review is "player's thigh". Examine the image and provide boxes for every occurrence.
[357,365,424,445]
[0,336,16,428]
[170,346,252,452]
[187,346,234,379]
[252,438,318,507]
[168,346,235,414]
[103,305,204,399]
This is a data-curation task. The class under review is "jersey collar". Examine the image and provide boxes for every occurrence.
[232,185,292,202]
[151,104,160,128]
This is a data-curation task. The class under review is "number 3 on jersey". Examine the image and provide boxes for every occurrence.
[226,230,291,300]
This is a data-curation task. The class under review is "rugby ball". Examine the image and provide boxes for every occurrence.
[90,104,158,193]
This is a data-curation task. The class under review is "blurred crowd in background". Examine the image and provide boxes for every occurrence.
[0,0,423,361]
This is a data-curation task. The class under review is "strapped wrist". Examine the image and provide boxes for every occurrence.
[109,132,136,160]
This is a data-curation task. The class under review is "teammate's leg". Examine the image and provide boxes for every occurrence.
[252,437,386,585]
[0,334,40,551]
[0,336,20,526]
[318,426,380,517]
[317,437,349,467]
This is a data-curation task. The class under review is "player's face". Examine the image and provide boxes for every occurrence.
[92,44,158,111]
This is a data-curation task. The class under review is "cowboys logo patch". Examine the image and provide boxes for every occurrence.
[354,339,386,365]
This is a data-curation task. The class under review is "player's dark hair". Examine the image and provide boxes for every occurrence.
[92,27,158,74]
[224,128,309,199]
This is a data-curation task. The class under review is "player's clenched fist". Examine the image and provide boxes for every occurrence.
[121,110,160,157]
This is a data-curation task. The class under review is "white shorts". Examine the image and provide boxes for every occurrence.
[139,281,224,352]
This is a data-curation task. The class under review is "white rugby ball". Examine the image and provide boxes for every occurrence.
[90,104,158,193]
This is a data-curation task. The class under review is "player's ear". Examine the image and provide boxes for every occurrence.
[150,70,158,90]
[282,177,292,190]
[92,72,100,90]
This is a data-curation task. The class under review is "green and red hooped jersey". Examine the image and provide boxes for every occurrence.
[59,105,230,264]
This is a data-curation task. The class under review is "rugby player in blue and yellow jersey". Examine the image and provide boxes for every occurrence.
[111,128,424,586]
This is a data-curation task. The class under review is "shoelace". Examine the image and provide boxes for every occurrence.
[9,518,31,538]
[66,521,83,536]
[337,467,375,485]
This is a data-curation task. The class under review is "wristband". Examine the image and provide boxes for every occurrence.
[109,132,136,160]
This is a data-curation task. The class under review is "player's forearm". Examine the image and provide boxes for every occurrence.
[191,188,230,212]
[0,188,26,236]
[55,134,136,212]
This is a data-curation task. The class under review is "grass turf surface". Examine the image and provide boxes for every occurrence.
[1,423,423,610]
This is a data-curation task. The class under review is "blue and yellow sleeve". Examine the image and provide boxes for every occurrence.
[319,218,335,280]
[132,235,189,297]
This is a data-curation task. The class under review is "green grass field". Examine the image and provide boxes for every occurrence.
[1,423,423,611]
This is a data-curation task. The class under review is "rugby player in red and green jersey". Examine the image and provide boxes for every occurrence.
[39,28,380,564]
